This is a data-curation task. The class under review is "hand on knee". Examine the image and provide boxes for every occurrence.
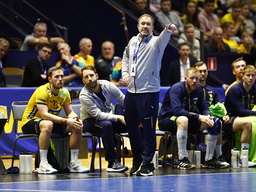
[207,117,221,136]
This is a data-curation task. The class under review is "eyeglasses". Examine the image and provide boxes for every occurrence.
[41,49,52,54]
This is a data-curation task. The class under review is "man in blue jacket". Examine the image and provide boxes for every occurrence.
[158,67,222,169]
[225,65,256,166]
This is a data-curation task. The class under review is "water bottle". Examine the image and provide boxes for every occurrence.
[231,148,239,168]
[19,151,32,174]
[19,152,26,174]
[241,147,248,168]
[153,151,159,169]
[194,150,201,168]
[25,152,32,173]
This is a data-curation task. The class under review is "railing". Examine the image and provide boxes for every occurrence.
[22,0,68,42]
[104,0,130,44]
[0,0,68,42]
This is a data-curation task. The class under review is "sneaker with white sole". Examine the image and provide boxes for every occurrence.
[239,159,256,167]
[69,161,90,173]
[136,163,155,176]
[106,161,128,173]
[130,158,143,176]
[216,155,230,168]
[248,161,256,167]
[38,162,58,174]
[178,157,196,170]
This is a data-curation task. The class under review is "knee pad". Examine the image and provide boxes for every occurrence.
[207,117,221,135]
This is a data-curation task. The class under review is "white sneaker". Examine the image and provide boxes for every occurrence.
[248,161,256,167]
[239,159,256,167]
[38,162,58,174]
[69,161,90,173]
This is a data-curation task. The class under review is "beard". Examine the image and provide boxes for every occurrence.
[86,80,97,89]
[188,83,197,91]
[52,82,64,89]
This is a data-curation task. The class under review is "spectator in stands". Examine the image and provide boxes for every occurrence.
[74,38,95,67]
[225,57,246,95]
[95,41,121,81]
[178,24,201,60]
[0,31,18,50]
[168,43,196,86]
[221,1,245,37]
[20,22,65,51]
[22,43,53,87]
[110,61,127,87]
[56,42,85,86]
[21,66,90,174]
[198,0,220,41]
[79,65,128,173]
[222,22,240,52]
[238,31,254,54]
[168,42,228,89]
[0,38,9,87]
[180,0,201,38]
[158,67,223,169]
[121,14,177,176]
[156,0,184,41]
[204,27,231,53]
[241,2,256,37]
[134,0,163,32]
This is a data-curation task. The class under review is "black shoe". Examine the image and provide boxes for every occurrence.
[106,161,128,173]
[216,155,230,168]
[177,157,196,170]
[203,158,224,169]
[136,163,155,176]
[130,158,143,176]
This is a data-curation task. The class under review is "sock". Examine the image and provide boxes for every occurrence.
[70,149,79,163]
[205,135,218,161]
[177,130,188,160]
[215,144,222,158]
[40,149,48,164]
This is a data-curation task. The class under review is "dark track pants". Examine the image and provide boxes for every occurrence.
[124,91,159,164]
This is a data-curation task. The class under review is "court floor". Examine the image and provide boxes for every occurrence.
[0,157,256,192]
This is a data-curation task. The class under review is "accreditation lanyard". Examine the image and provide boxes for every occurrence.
[38,56,47,75]
[131,35,152,76]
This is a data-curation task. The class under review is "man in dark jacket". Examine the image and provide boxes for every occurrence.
[22,43,53,87]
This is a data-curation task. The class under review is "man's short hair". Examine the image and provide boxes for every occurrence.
[47,66,64,77]
[186,67,198,77]
[34,22,47,31]
[231,57,246,70]
[204,0,215,4]
[81,65,97,77]
[242,65,256,74]
[38,43,53,50]
[184,23,194,32]
[231,1,241,9]
[138,14,154,25]
[0,38,10,47]
[178,42,190,50]
[194,61,207,68]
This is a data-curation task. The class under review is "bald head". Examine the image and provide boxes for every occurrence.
[79,38,93,55]
[212,27,223,43]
